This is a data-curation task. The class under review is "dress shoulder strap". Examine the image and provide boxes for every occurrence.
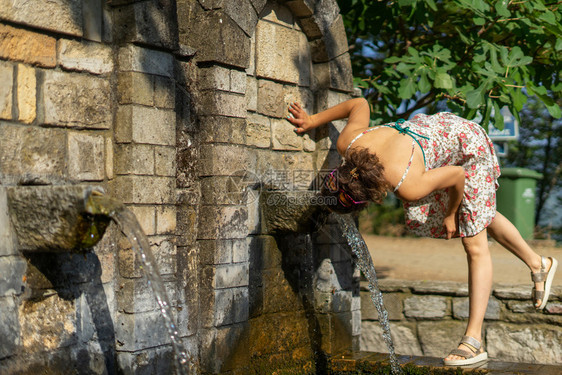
[345,126,384,157]
[393,140,416,192]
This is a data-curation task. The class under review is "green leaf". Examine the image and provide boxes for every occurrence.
[398,78,416,99]
[539,10,557,25]
[434,71,453,89]
[418,71,431,93]
[473,17,486,25]
[467,88,484,109]
[493,101,504,130]
[425,0,437,11]
[398,0,416,6]
[384,56,402,64]
[494,1,510,17]
[555,38,562,51]
[546,102,562,118]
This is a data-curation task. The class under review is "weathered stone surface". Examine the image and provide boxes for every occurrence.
[19,295,76,351]
[360,322,422,356]
[199,143,249,177]
[224,0,257,37]
[493,284,530,300]
[198,90,246,118]
[119,44,173,77]
[299,16,322,40]
[41,70,111,129]
[325,15,349,58]
[214,287,250,326]
[255,20,304,85]
[155,146,176,177]
[117,71,153,106]
[128,205,156,236]
[58,39,113,74]
[260,1,295,28]
[453,296,501,320]
[246,113,271,148]
[113,0,178,49]
[114,143,155,175]
[116,105,176,145]
[246,76,258,111]
[153,76,175,109]
[404,295,448,319]
[112,175,175,204]
[286,0,315,18]
[0,257,26,296]
[197,205,248,239]
[411,281,469,296]
[487,324,562,364]
[260,191,322,233]
[361,292,404,321]
[0,296,19,358]
[156,205,176,234]
[199,116,246,145]
[271,118,303,150]
[418,321,467,357]
[199,239,244,265]
[116,278,178,314]
[507,300,537,313]
[67,132,105,181]
[0,61,12,120]
[262,268,303,314]
[115,310,171,351]
[201,324,249,373]
[179,7,250,69]
[0,189,16,256]
[199,175,250,206]
[545,302,562,314]
[215,263,250,289]
[0,124,66,184]
[257,79,284,118]
[16,64,36,123]
[116,345,175,375]
[329,52,354,92]
[0,0,83,37]
[0,23,56,67]
[250,0,268,14]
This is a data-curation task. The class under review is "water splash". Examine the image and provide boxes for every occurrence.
[334,214,402,375]
[87,195,197,375]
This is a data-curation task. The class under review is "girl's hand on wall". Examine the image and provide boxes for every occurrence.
[287,102,315,134]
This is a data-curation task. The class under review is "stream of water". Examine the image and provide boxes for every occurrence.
[334,214,402,375]
[88,196,195,375]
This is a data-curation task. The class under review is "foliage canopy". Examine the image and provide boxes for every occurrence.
[338,0,562,127]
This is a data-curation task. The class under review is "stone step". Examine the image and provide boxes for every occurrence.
[329,351,562,374]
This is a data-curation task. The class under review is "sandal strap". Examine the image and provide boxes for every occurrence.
[449,348,475,359]
[460,335,482,351]
[533,289,545,300]
[531,271,547,282]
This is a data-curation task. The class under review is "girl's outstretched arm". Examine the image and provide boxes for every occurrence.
[286,98,370,135]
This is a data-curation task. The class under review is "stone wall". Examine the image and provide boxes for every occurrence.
[0,1,359,374]
[361,280,562,365]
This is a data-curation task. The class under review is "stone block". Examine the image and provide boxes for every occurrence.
[116,105,176,146]
[0,189,16,256]
[82,0,102,42]
[325,15,349,59]
[156,205,176,234]
[299,16,322,41]
[257,79,284,118]
[487,324,562,364]
[57,39,113,74]
[262,268,303,314]
[118,44,174,77]
[250,0,268,14]
[154,76,175,109]
[271,118,303,150]
[180,7,250,69]
[16,64,36,123]
[0,24,56,68]
[214,287,250,326]
[329,53,354,92]
[199,144,249,177]
[246,113,271,148]
[214,263,249,289]
[418,321,467,357]
[67,131,105,181]
[0,257,26,296]
[260,1,295,28]
[112,175,175,204]
[230,70,247,94]
[197,205,248,240]
[201,324,249,373]
[199,239,235,265]
[199,66,230,91]
[224,0,257,37]
[360,321,422,356]
[155,146,176,177]
[493,284,530,300]
[255,21,301,84]
[117,71,153,106]
[200,175,249,206]
[453,296,501,320]
[198,90,246,118]
[232,238,249,263]
[115,310,171,351]
[19,295,77,351]
[116,343,177,375]
[149,237,177,276]
[0,61,13,120]
[128,205,156,236]
[246,76,258,111]
[40,70,111,129]
[113,0,178,49]
[286,0,315,17]
[116,278,177,314]
[361,291,404,321]
[0,123,66,184]
[0,296,19,358]
[404,295,448,319]
[0,0,82,37]
[199,116,247,144]
[114,143,155,175]
[176,205,198,247]
[411,280,469,296]
[246,32,256,76]
[249,312,309,357]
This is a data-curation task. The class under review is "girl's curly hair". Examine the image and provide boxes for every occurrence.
[321,147,391,214]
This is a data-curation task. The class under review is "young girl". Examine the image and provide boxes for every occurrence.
[287,98,558,366]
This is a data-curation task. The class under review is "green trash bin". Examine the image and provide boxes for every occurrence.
[496,168,543,240]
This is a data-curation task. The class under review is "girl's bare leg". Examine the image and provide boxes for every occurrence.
[444,229,492,361]
[487,211,552,307]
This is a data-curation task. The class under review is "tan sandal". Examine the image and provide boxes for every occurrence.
[532,256,558,310]
[443,335,488,366]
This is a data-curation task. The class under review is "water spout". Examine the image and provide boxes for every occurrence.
[334,214,402,375]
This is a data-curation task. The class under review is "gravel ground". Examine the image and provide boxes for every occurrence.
[362,234,562,286]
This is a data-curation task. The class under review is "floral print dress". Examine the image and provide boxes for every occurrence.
[400,112,501,238]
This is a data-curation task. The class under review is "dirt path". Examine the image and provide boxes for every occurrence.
[362,234,562,286]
